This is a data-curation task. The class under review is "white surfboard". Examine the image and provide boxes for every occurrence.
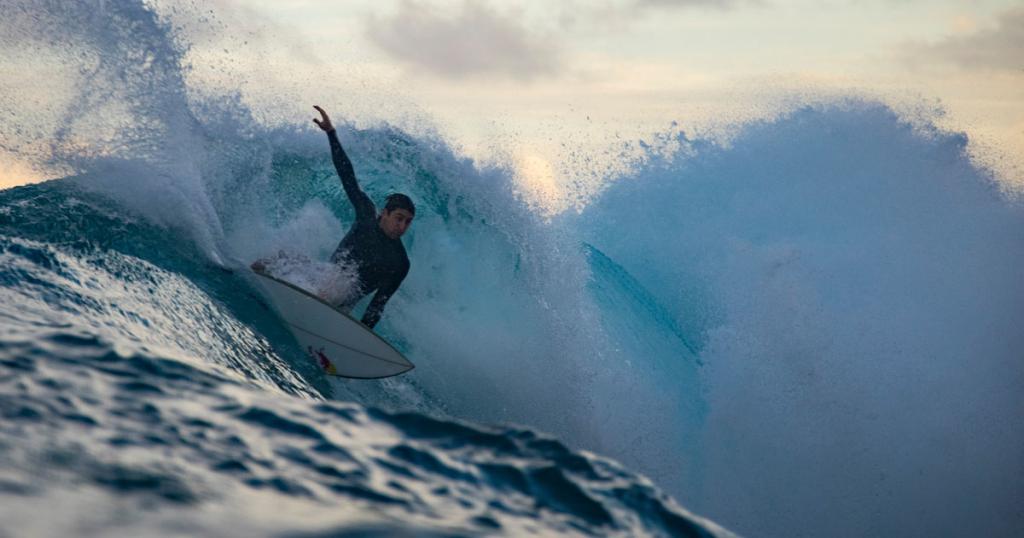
[252,270,414,379]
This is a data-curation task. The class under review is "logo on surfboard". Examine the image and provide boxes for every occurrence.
[307,346,338,375]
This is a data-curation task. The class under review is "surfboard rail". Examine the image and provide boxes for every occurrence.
[252,269,414,379]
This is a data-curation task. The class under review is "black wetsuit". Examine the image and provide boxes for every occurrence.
[325,129,409,329]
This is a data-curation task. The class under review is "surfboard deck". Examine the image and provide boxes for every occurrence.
[251,269,414,379]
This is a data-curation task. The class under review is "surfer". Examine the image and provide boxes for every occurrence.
[253,106,414,329]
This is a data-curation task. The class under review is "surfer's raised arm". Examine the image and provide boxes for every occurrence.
[313,105,376,224]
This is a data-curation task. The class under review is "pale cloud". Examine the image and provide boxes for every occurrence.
[365,0,564,81]
[635,0,744,8]
[634,0,770,11]
[902,7,1024,72]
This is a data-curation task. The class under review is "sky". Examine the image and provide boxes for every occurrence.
[1,0,1022,202]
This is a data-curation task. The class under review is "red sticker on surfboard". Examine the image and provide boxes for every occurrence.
[308,346,338,375]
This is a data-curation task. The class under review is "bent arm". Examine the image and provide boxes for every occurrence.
[361,266,408,329]
[327,129,376,224]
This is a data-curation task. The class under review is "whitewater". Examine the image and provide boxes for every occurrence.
[1,1,1022,537]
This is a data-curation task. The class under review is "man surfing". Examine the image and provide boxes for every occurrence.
[253,106,414,330]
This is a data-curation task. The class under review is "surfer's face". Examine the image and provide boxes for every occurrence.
[379,208,414,239]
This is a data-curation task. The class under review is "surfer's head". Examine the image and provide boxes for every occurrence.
[379,193,415,239]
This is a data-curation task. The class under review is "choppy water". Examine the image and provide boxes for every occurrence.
[2,1,1023,537]
[0,234,718,537]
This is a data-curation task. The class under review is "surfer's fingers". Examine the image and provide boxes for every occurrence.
[312,106,331,131]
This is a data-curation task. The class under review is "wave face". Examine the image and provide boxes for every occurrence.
[2,1,1023,537]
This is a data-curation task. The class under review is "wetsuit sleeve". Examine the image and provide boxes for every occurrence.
[327,129,376,224]
[361,264,409,329]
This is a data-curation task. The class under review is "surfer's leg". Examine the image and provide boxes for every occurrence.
[327,294,355,314]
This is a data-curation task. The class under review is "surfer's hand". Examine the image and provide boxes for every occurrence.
[313,106,334,132]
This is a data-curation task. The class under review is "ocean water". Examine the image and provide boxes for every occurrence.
[2,1,1023,537]
[0,176,718,538]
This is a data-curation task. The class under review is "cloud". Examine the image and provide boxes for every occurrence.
[635,0,743,8]
[902,7,1024,73]
[365,0,563,81]
[634,0,766,10]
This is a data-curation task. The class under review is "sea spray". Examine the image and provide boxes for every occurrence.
[575,100,1024,537]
